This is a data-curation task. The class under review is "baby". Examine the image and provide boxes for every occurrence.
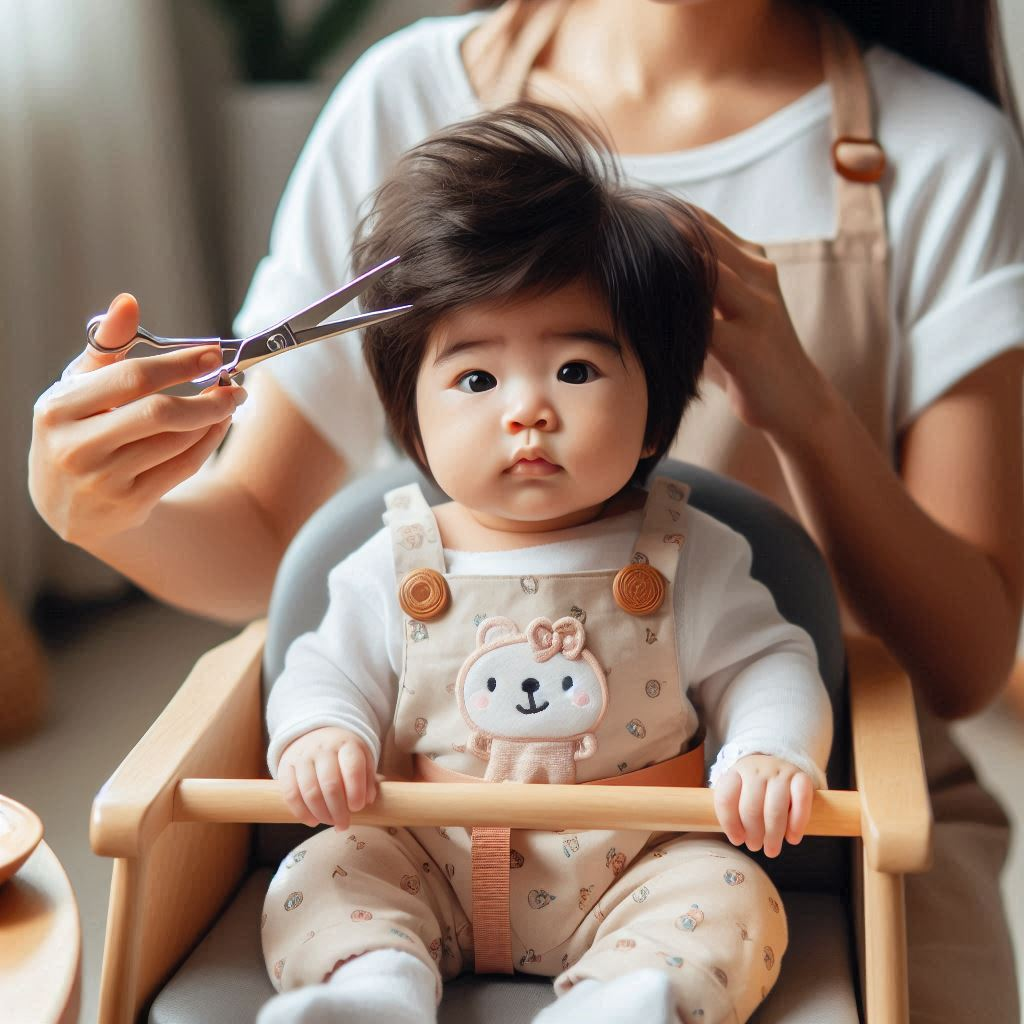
[258,103,832,1024]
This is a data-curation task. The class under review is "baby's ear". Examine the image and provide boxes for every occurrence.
[476,616,520,647]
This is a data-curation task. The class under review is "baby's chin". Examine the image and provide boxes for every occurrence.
[473,499,609,533]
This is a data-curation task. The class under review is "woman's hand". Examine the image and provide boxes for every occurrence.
[697,211,836,449]
[29,293,247,547]
[277,726,380,830]
[712,754,815,858]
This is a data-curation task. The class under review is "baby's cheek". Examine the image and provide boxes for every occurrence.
[572,692,591,708]
[472,693,490,711]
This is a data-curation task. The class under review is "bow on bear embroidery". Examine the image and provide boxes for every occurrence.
[456,616,609,784]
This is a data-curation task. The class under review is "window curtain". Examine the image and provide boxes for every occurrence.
[0,0,216,611]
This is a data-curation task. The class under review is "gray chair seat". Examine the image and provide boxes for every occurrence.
[150,871,860,1024]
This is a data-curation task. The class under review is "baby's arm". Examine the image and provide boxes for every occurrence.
[682,511,833,858]
[266,529,401,821]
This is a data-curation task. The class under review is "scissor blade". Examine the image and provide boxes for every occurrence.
[293,305,414,345]
[229,305,413,376]
[286,255,403,334]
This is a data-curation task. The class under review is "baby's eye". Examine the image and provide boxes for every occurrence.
[455,371,497,393]
[486,678,497,692]
[557,362,598,385]
[562,676,574,691]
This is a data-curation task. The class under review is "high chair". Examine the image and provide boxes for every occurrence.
[90,459,932,1024]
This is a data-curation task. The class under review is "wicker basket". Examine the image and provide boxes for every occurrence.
[0,585,48,742]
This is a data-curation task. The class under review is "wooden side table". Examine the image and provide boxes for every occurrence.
[0,840,81,1023]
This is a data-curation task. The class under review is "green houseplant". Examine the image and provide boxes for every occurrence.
[210,0,378,82]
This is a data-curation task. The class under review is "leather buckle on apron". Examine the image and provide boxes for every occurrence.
[831,136,887,183]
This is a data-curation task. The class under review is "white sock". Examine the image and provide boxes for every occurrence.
[533,969,675,1024]
[257,948,437,1024]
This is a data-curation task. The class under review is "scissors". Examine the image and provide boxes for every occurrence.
[85,255,412,386]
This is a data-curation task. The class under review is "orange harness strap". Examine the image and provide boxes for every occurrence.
[413,740,706,974]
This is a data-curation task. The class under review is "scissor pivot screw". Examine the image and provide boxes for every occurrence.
[267,333,287,351]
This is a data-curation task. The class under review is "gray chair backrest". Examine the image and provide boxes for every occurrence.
[258,459,848,891]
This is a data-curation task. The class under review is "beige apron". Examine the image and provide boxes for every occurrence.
[464,4,1019,1021]
[262,479,787,1023]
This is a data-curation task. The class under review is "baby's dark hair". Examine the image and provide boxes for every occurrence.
[352,102,717,486]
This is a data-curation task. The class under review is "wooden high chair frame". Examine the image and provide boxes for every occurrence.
[91,624,931,1024]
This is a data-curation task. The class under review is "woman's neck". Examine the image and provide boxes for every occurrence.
[564,0,794,94]
[520,0,824,153]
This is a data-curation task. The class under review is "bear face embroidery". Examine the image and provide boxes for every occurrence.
[456,616,609,784]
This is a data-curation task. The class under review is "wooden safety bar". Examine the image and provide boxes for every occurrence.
[174,777,863,836]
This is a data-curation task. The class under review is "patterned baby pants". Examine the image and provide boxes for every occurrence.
[262,826,787,1024]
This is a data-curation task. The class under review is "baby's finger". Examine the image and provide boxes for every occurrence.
[786,772,815,845]
[339,742,368,814]
[737,772,768,853]
[281,762,319,828]
[712,771,745,847]
[294,759,331,826]
[362,746,380,806]
[314,752,350,831]
[761,775,792,858]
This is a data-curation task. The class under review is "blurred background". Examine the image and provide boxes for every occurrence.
[0,2,1022,1022]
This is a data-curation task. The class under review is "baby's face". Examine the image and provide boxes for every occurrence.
[415,279,650,532]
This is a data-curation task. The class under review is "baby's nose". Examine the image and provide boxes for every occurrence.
[521,678,540,694]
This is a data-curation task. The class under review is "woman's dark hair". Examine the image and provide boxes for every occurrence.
[352,102,717,486]
[461,0,1021,133]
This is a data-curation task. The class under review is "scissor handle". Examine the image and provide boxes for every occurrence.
[86,316,221,356]
[85,315,134,354]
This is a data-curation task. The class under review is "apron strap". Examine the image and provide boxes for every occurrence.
[817,11,887,240]
[628,476,691,584]
[383,483,446,576]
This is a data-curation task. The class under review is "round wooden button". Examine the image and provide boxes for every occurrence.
[398,568,450,620]
[612,563,665,615]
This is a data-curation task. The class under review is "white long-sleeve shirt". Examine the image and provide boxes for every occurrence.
[267,503,833,790]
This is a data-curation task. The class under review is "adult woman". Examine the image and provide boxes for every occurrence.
[28,1,1023,1018]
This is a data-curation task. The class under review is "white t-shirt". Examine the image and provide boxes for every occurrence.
[266,503,834,790]
[235,13,1024,475]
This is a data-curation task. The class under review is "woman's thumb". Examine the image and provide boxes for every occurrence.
[65,293,139,376]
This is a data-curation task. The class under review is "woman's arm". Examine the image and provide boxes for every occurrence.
[701,211,1023,718]
[88,372,348,624]
[774,350,1023,719]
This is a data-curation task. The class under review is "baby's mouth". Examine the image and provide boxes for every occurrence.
[516,692,550,715]
[507,458,561,477]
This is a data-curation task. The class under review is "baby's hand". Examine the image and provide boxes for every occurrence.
[277,727,379,831]
[712,754,815,858]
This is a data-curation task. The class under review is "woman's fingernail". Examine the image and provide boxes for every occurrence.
[198,350,222,371]
[233,388,248,404]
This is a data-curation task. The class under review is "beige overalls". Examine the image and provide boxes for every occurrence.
[463,3,1020,1020]
[263,477,788,1023]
